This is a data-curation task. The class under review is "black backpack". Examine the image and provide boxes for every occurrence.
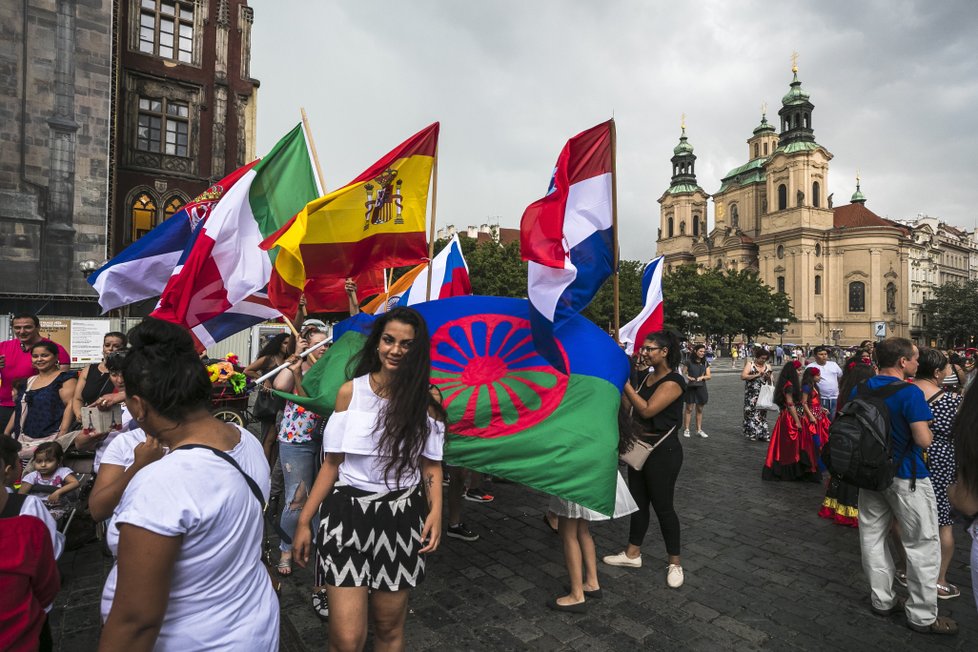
[821,380,912,491]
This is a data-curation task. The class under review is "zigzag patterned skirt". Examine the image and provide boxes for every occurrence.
[317,484,427,591]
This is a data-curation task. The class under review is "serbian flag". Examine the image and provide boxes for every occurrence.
[152,124,320,335]
[87,165,254,312]
[520,120,615,373]
[362,234,471,314]
[263,123,438,313]
[619,256,665,355]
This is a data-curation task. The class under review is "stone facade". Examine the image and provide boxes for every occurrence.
[0,0,114,304]
[897,216,977,343]
[657,66,914,347]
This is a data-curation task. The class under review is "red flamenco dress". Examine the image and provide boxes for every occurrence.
[761,382,821,482]
[803,385,831,470]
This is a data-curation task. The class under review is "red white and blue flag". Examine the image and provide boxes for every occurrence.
[520,120,615,372]
[619,256,665,356]
[403,234,471,305]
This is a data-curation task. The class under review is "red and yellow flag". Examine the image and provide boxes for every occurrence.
[263,123,438,310]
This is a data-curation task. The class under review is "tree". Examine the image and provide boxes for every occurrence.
[582,260,645,333]
[922,280,978,347]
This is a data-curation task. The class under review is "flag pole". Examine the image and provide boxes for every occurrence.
[425,145,439,301]
[610,118,621,341]
[281,314,302,339]
[300,107,327,193]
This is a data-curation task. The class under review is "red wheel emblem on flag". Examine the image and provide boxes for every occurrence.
[431,314,568,438]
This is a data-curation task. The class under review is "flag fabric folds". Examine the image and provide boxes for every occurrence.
[277,296,630,516]
[263,123,438,311]
[619,256,665,356]
[87,164,255,313]
[303,269,387,314]
[520,120,615,373]
[362,234,472,314]
[152,124,319,335]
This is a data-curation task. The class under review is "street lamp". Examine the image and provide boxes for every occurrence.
[680,310,698,339]
[774,317,789,347]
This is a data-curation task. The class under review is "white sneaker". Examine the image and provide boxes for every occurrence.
[667,564,684,588]
[602,551,642,568]
[682,429,691,438]
[697,430,708,438]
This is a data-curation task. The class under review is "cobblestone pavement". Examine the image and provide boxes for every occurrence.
[52,369,976,650]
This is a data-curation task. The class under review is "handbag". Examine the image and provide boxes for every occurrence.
[253,388,285,420]
[755,382,778,411]
[620,426,676,471]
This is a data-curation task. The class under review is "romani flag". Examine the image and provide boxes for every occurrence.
[152,124,320,333]
[619,256,665,355]
[277,296,629,516]
[262,123,438,315]
[520,121,615,373]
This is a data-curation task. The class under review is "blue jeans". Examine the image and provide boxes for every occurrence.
[278,439,320,553]
[822,397,838,421]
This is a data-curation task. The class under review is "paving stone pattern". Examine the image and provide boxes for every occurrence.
[52,370,976,650]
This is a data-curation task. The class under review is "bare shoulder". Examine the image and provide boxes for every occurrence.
[335,380,354,412]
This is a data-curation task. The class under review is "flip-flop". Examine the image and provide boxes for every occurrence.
[937,582,960,599]
[277,558,292,576]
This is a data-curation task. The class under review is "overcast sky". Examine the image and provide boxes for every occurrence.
[252,0,978,262]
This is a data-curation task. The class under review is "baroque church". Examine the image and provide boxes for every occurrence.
[655,64,910,347]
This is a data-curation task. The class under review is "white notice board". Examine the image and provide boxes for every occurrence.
[71,320,111,364]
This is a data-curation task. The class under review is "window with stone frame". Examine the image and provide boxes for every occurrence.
[814,275,822,295]
[137,97,190,157]
[848,281,866,312]
[131,191,158,241]
[137,0,196,63]
[777,276,785,293]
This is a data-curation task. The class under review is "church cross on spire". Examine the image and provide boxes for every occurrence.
[791,51,799,73]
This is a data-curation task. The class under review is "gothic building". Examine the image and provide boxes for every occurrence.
[111,0,259,255]
[656,65,912,347]
[0,0,114,312]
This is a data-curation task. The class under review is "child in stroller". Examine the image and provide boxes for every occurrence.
[18,442,80,522]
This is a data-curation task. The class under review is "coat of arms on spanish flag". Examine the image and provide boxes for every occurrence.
[262,123,438,312]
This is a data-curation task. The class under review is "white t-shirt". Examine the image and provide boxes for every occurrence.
[322,375,445,492]
[98,428,149,471]
[22,467,75,488]
[807,360,843,399]
[5,487,64,559]
[100,426,277,651]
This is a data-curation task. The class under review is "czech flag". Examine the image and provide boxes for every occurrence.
[619,256,665,355]
[362,234,472,314]
[520,121,615,373]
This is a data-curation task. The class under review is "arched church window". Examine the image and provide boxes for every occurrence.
[693,218,699,236]
[163,195,185,221]
[777,276,785,293]
[778,184,787,210]
[131,191,158,241]
[763,142,768,155]
[849,281,866,312]
[777,245,784,259]
[812,181,820,208]
[754,144,759,158]
[668,217,674,237]
[814,275,822,295]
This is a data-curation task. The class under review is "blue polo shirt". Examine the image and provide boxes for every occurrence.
[851,376,932,479]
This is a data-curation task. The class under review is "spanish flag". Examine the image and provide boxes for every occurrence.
[263,123,438,312]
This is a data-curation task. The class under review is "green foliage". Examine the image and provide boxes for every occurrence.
[661,265,794,339]
[922,280,978,346]
[582,260,645,332]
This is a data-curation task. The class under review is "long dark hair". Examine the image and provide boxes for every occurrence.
[774,361,801,409]
[690,344,707,365]
[645,330,682,370]
[837,362,876,412]
[257,333,290,364]
[122,318,212,422]
[617,404,639,455]
[350,308,445,486]
[952,384,978,501]
[800,366,819,396]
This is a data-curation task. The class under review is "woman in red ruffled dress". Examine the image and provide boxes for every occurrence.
[800,366,831,463]
[762,360,820,482]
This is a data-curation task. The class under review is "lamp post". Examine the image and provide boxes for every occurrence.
[774,317,789,347]
[680,310,699,341]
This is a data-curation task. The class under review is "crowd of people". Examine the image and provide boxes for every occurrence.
[1,305,977,648]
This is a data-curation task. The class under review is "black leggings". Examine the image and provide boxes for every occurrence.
[627,436,683,555]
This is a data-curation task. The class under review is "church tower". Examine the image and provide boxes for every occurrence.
[656,121,709,271]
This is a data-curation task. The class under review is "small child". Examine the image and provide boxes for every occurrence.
[18,442,79,518]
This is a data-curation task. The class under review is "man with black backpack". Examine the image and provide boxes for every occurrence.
[854,338,957,636]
